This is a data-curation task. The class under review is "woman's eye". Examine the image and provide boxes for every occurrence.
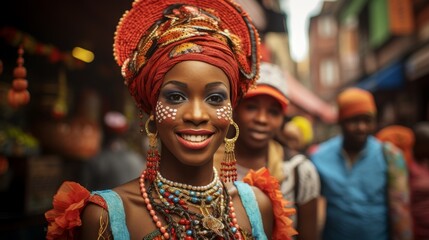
[244,103,258,111]
[269,108,282,117]
[166,93,186,103]
[206,94,226,104]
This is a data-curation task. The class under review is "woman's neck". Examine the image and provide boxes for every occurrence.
[158,152,215,187]
[235,143,268,170]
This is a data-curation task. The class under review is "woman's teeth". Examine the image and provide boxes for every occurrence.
[181,134,209,142]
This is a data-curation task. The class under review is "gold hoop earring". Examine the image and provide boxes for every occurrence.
[145,115,159,181]
[221,120,239,182]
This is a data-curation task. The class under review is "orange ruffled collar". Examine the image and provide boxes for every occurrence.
[243,167,298,240]
[45,181,92,240]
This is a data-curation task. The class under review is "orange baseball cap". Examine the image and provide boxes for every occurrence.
[244,62,289,113]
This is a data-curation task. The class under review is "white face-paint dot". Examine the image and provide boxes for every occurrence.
[216,103,233,121]
[155,101,178,123]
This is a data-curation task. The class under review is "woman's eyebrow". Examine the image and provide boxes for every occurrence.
[205,81,228,90]
[162,80,187,88]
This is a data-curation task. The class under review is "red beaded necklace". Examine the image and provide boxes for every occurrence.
[139,170,243,239]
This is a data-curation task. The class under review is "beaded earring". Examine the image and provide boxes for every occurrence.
[145,114,160,181]
[221,120,239,182]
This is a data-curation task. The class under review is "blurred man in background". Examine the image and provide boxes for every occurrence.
[311,87,412,240]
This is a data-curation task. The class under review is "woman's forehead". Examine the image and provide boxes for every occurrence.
[162,61,231,87]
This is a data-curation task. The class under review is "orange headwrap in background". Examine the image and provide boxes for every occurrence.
[376,125,415,165]
[337,87,377,121]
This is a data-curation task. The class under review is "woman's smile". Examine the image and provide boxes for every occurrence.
[247,128,270,141]
[176,129,214,150]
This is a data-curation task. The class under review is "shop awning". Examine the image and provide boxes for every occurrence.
[356,61,405,91]
[283,71,337,123]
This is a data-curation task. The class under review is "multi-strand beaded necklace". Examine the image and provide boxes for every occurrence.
[139,168,243,240]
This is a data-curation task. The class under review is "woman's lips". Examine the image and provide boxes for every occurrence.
[248,129,270,141]
[176,129,214,150]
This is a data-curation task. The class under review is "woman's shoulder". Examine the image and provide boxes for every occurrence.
[45,181,109,239]
[80,200,111,239]
[231,181,273,221]
[249,185,274,231]
[83,179,154,239]
[295,155,319,176]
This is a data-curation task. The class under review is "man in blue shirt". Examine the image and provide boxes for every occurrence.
[311,87,412,240]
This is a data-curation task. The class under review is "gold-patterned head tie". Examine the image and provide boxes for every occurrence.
[121,4,242,84]
[114,0,261,113]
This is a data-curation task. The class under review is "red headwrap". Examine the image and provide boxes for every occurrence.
[131,37,239,113]
[114,0,261,114]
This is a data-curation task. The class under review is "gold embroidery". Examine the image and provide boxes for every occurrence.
[169,42,203,58]
[121,4,242,84]
[97,208,111,240]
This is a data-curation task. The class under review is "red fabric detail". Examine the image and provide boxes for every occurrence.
[88,194,108,210]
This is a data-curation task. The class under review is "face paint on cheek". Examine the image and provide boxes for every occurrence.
[155,101,178,123]
[216,103,232,122]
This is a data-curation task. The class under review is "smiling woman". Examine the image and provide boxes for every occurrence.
[231,62,288,183]
[157,61,231,167]
[44,0,296,239]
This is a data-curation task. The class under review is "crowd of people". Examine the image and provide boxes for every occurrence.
[43,0,429,239]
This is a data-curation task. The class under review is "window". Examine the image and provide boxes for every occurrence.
[320,58,338,87]
[318,16,336,38]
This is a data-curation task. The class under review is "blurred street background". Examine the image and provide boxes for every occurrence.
[1,0,428,239]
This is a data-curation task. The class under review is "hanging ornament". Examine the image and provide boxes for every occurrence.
[52,69,68,119]
[0,155,9,175]
[7,45,30,108]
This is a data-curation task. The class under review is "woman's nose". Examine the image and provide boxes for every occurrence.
[183,100,209,125]
[254,109,268,124]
